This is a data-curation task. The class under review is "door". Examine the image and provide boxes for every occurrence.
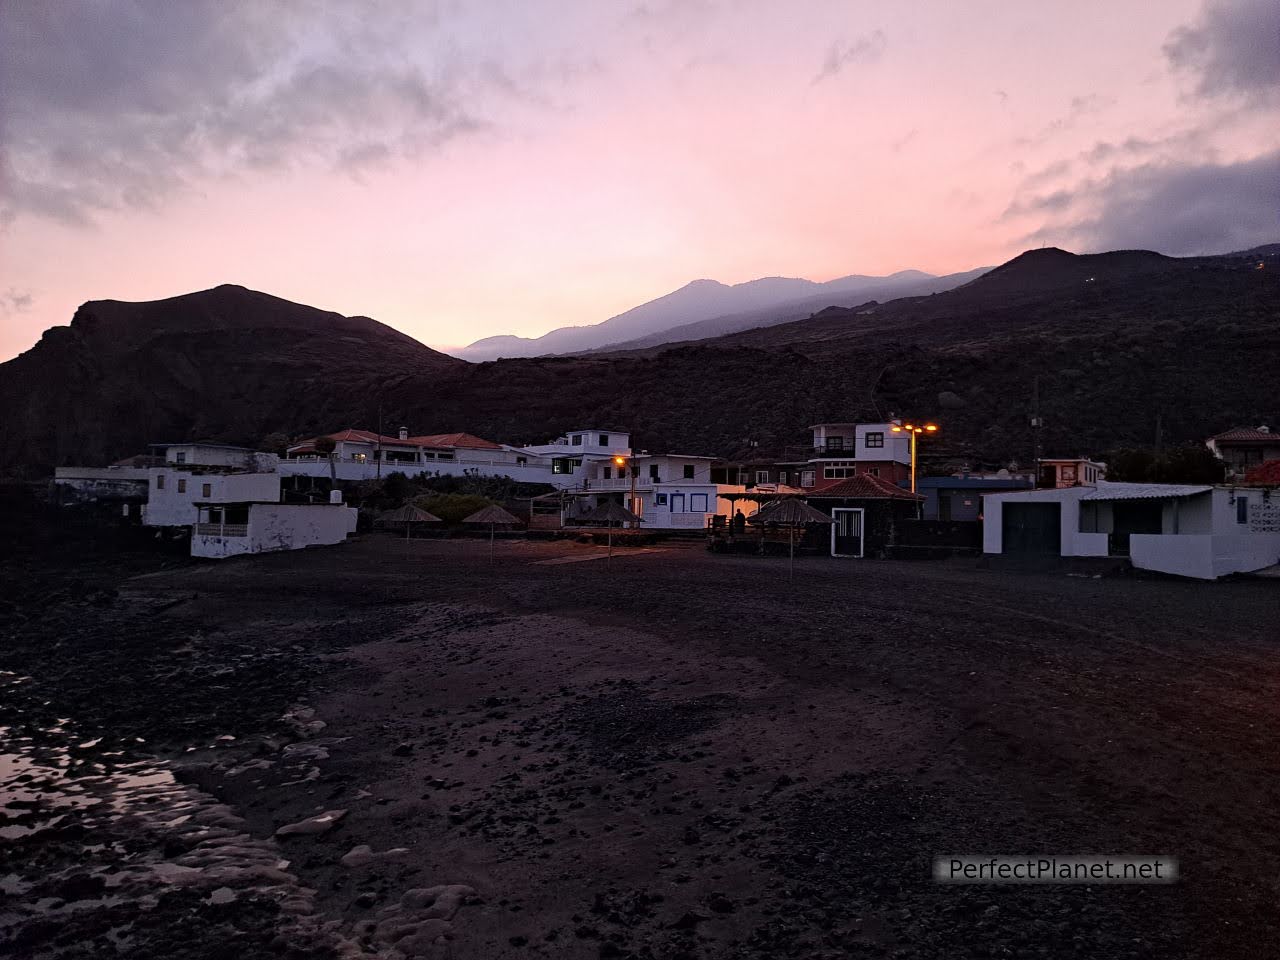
[1002,502,1061,555]
[670,492,685,513]
[1109,500,1162,556]
[830,508,864,557]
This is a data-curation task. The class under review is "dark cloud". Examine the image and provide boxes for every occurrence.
[813,31,887,83]
[1023,151,1280,255]
[1165,0,1280,101]
[0,2,492,226]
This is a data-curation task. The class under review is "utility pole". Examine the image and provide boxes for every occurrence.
[1030,376,1043,468]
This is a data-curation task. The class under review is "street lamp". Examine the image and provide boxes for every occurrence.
[890,421,939,494]
[613,454,640,529]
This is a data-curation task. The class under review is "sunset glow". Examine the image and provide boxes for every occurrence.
[2,0,1276,361]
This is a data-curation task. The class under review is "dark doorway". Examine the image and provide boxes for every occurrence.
[1002,502,1061,555]
[1109,500,1163,556]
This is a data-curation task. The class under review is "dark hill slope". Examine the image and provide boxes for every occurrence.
[2,247,1276,475]
[0,286,461,470]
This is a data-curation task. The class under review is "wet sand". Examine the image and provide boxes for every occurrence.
[3,534,1279,958]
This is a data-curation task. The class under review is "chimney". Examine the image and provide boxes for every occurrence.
[398,426,408,441]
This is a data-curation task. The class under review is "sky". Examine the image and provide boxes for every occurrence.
[1,0,1277,362]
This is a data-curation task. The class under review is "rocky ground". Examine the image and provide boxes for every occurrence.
[3,517,1279,959]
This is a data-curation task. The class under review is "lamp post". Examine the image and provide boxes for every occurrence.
[890,421,939,494]
[613,454,640,529]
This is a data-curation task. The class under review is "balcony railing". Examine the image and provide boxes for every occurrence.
[195,522,248,537]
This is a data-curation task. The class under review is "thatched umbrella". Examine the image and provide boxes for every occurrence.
[751,497,834,580]
[380,503,443,540]
[463,504,522,562]
[582,500,641,561]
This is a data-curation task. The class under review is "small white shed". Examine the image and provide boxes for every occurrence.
[191,502,358,559]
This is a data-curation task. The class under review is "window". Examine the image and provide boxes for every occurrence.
[800,470,815,488]
[826,436,845,451]
[602,466,612,479]
[755,470,770,484]
[649,464,659,480]
[202,483,211,498]
[865,432,884,448]
[599,434,609,445]
[552,457,581,474]
[655,493,668,505]
[824,466,855,479]
[571,434,582,446]
[1237,496,1249,524]
[1062,465,1077,482]
[869,467,880,477]
[683,464,695,479]
[177,478,187,493]
[690,493,708,513]
[516,456,527,466]
[174,451,187,464]
[156,474,165,490]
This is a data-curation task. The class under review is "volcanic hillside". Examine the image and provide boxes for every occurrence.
[1,246,1276,475]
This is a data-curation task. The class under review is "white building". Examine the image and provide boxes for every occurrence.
[191,501,358,559]
[805,421,912,488]
[144,468,282,527]
[282,428,566,486]
[983,481,1280,579]
[1036,457,1106,488]
[560,451,722,530]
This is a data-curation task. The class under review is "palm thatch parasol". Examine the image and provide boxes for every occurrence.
[581,500,641,561]
[380,503,443,539]
[463,504,522,562]
[751,497,834,580]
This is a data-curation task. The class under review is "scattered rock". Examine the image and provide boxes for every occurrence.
[274,809,348,837]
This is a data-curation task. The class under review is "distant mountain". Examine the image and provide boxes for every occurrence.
[455,267,987,360]
[0,285,461,470]
[586,267,991,354]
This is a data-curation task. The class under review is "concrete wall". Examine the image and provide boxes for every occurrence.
[52,466,149,503]
[278,455,564,487]
[144,470,282,526]
[1130,533,1280,579]
[192,504,357,559]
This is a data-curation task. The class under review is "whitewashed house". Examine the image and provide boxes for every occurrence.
[282,428,560,486]
[191,499,358,559]
[560,451,722,530]
[141,442,283,527]
[983,481,1280,579]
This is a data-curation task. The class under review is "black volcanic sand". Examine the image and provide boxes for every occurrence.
[3,529,1280,959]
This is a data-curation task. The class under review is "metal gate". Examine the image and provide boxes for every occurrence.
[1001,502,1061,555]
[830,508,864,557]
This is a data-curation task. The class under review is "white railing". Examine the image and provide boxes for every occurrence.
[195,522,249,537]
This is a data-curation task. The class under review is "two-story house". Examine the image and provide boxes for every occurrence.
[805,422,911,489]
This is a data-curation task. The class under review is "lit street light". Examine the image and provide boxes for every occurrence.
[890,421,939,494]
[613,454,640,529]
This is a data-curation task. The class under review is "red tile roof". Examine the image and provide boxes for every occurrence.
[1212,427,1275,443]
[407,432,502,450]
[805,474,924,500]
[1243,459,1280,485]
